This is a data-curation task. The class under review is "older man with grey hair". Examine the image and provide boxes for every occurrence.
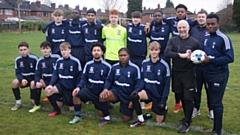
[164,20,200,133]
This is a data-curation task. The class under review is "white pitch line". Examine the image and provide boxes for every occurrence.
[0,99,237,135]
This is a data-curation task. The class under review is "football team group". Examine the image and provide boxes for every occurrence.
[10,3,234,135]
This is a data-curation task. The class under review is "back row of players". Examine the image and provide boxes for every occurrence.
[11,4,234,135]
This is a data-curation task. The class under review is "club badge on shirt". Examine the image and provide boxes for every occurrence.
[59,63,63,69]
[89,67,94,73]
[61,29,64,34]
[52,29,55,34]
[139,30,142,35]
[69,21,72,26]
[85,28,88,34]
[115,69,120,75]
[20,61,24,67]
[129,27,132,33]
[204,39,208,46]
[42,62,46,68]
[152,26,155,31]
[146,65,151,72]
[94,30,97,35]
[101,70,103,75]
[117,30,121,35]
[70,66,73,71]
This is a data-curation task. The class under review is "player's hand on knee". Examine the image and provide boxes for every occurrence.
[36,82,42,88]
[128,101,133,109]
[21,79,28,86]
[100,89,109,99]
[72,87,80,97]
[130,90,138,99]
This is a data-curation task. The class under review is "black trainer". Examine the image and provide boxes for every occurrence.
[130,120,145,128]
[177,118,186,125]
[143,113,152,120]
[178,122,190,133]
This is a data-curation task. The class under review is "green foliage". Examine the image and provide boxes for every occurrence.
[232,0,240,27]
[21,21,49,31]
[127,0,143,19]
[64,11,72,19]
[100,18,108,25]
[165,0,174,8]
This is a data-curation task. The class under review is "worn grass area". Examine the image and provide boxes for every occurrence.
[0,32,239,135]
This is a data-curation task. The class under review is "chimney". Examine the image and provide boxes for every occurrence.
[144,6,146,10]
[97,8,101,13]
[157,4,160,10]
[75,5,79,10]
[83,7,87,12]
[36,1,41,8]
[64,4,69,10]
[51,3,56,10]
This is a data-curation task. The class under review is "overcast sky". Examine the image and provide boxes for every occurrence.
[32,0,233,13]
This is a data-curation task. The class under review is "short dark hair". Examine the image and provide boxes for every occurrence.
[175,4,188,11]
[207,13,220,23]
[153,10,163,15]
[90,42,106,54]
[40,41,52,48]
[87,8,96,15]
[131,11,142,18]
[18,42,29,48]
[118,48,130,55]
[73,9,81,15]
[197,10,208,16]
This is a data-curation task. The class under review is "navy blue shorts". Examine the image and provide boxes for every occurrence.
[142,90,167,115]
[55,83,73,106]
[19,78,32,88]
[76,87,108,112]
[110,89,133,117]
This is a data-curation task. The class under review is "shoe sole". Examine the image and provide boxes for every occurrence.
[178,127,190,133]
[173,110,180,113]
[29,108,41,112]
[98,121,111,126]
[11,106,22,111]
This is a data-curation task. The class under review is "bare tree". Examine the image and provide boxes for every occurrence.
[218,0,232,10]
[217,0,233,29]
[15,0,24,34]
[41,0,52,6]
[96,0,124,12]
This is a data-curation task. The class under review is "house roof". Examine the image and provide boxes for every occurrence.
[56,5,73,13]
[30,3,54,12]
[0,0,14,9]
[21,15,45,21]
[216,4,233,15]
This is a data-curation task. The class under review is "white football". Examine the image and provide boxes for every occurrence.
[190,50,206,64]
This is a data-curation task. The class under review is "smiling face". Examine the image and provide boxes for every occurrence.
[206,18,219,33]
[87,13,96,23]
[177,20,189,38]
[197,13,207,27]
